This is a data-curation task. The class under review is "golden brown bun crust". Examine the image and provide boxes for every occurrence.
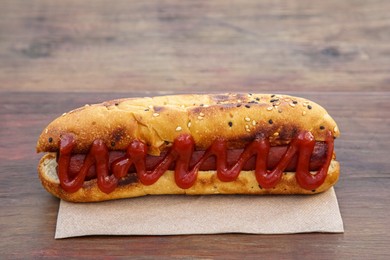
[36,93,340,155]
[38,153,340,202]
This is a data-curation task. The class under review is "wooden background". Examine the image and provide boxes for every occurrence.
[1,0,389,93]
[1,0,389,259]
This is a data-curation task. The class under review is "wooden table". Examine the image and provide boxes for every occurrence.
[1,1,390,259]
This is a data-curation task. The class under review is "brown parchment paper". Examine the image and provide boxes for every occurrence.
[55,187,343,239]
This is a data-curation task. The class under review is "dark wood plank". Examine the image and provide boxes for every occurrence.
[1,1,390,93]
[1,91,389,258]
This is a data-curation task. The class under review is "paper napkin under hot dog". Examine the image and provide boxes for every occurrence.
[54,187,343,238]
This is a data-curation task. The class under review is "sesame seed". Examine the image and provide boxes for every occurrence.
[144,109,149,111]
[153,113,159,117]
[320,125,325,130]
[273,132,279,137]
[203,104,209,107]
[115,103,119,106]
[271,94,275,98]
[252,120,256,126]
[308,105,312,109]
[245,117,251,122]
[45,128,48,134]
[238,100,242,103]
[268,119,273,124]
[188,121,192,128]
[111,141,116,147]
[245,104,251,108]
[289,102,296,107]
[200,104,204,107]
[197,116,204,120]
[334,126,338,132]
[228,121,233,127]
[245,127,251,132]
[148,105,153,109]
[48,137,53,143]
[237,104,242,107]
[302,111,307,116]
[278,109,282,113]
[255,97,260,101]
[62,112,67,116]
[267,106,273,111]
[245,125,249,129]
[84,104,89,107]
[176,126,182,131]
[292,100,298,104]
[199,112,205,117]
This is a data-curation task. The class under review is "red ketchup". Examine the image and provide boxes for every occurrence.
[58,131,334,194]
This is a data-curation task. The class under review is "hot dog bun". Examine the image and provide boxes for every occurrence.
[37,93,339,155]
[39,153,340,202]
[37,93,340,202]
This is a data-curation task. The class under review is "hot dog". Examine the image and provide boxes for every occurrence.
[37,93,340,202]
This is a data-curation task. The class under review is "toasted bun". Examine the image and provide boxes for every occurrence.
[38,153,340,202]
[36,93,340,155]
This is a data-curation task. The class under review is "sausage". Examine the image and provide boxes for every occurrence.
[67,142,328,181]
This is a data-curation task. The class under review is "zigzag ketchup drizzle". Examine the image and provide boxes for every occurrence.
[58,131,334,194]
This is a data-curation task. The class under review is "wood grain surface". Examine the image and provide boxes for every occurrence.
[1,0,390,259]
[1,92,389,259]
[1,0,390,93]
